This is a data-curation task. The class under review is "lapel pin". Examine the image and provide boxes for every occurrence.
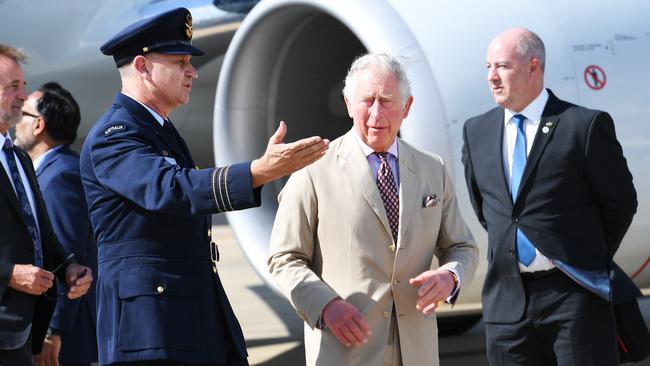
[541,121,553,134]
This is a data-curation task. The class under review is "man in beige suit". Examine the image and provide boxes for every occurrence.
[268,53,478,365]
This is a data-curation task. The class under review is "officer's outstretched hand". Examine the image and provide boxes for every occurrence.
[250,121,329,187]
[64,264,93,299]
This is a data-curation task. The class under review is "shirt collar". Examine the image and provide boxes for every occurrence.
[504,88,549,126]
[353,129,399,159]
[121,92,166,127]
[33,144,64,171]
[0,131,9,148]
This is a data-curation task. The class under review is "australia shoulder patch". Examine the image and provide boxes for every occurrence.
[104,124,126,136]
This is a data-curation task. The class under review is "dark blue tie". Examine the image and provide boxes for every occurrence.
[511,114,535,266]
[3,139,43,267]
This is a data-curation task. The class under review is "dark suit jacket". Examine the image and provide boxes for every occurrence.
[0,145,69,354]
[461,89,638,323]
[80,93,262,364]
[36,144,98,363]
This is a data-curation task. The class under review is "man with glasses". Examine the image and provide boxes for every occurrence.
[0,44,92,366]
[14,82,98,366]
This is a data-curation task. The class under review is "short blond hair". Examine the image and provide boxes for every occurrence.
[0,44,27,64]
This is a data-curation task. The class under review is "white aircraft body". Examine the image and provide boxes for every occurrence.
[2,0,649,327]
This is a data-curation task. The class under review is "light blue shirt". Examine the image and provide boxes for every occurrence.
[353,131,400,186]
[122,92,165,126]
[0,132,40,233]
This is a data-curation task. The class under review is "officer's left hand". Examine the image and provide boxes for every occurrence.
[250,121,330,187]
[64,264,92,299]
[34,333,61,366]
[409,269,455,315]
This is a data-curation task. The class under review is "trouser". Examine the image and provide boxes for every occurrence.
[0,335,32,366]
[485,270,618,366]
[110,359,248,366]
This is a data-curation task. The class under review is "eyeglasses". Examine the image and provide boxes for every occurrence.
[21,111,40,119]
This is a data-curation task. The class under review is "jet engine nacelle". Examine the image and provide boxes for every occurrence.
[214,0,650,314]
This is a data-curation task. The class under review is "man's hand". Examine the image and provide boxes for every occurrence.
[409,269,456,315]
[8,264,54,295]
[64,264,92,300]
[250,121,329,187]
[322,298,371,347]
[34,334,61,366]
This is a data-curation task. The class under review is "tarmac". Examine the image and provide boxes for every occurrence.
[215,223,650,366]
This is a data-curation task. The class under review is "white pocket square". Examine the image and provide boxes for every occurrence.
[423,194,440,208]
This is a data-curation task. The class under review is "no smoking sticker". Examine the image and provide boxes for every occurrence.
[584,65,606,90]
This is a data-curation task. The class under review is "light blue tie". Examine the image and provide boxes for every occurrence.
[511,114,535,266]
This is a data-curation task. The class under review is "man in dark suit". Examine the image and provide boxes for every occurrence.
[0,45,93,366]
[14,82,98,366]
[80,7,329,366]
[462,28,638,365]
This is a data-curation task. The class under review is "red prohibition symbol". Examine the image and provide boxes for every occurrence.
[584,65,606,90]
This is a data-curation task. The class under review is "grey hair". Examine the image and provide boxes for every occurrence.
[342,53,412,104]
[514,29,546,72]
[0,44,27,64]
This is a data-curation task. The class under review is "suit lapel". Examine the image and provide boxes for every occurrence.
[0,162,22,216]
[337,131,393,240]
[487,109,514,204]
[36,145,67,178]
[397,143,417,247]
[14,147,47,229]
[516,92,562,202]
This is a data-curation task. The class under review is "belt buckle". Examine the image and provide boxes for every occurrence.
[210,241,219,273]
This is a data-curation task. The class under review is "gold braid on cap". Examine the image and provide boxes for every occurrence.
[185,13,193,39]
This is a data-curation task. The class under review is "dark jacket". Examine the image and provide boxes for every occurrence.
[36,144,98,363]
[0,145,69,354]
[80,93,261,364]
[462,90,638,323]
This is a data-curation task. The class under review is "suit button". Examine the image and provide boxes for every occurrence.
[509,249,515,256]
[513,218,519,223]
[393,279,400,284]
[388,244,396,252]
[383,310,390,319]
[156,286,165,293]
[208,229,212,237]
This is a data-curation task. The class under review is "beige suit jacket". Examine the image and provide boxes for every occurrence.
[268,129,478,365]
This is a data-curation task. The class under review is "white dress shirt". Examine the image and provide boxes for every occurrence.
[502,89,556,272]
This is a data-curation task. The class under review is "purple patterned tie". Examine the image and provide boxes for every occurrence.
[375,152,399,243]
[3,139,43,267]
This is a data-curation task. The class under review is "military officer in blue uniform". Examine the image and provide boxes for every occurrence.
[80,7,329,366]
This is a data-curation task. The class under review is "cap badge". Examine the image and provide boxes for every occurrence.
[185,14,193,39]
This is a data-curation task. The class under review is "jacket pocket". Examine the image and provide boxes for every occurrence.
[117,266,199,352]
